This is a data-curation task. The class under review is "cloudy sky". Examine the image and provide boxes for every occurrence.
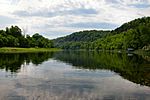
[0,0,150,39]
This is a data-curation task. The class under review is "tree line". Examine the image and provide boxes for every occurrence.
[1,17,149,50]
[53,17,150,50]
[0,26,53,48]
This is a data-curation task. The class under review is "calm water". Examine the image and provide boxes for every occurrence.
[0,51,150,100]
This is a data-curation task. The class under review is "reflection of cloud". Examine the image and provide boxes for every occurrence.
[8,75,150,100]
[0,58,150,100]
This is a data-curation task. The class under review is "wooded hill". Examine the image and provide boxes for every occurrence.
[53,17,150,50]
[53,30,110,49]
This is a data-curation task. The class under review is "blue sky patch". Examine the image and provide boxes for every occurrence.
[0,15,17,24]
[130,3,150,8]
[67,22,118,29]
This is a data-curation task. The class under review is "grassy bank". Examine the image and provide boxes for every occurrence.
[0,47,61,53]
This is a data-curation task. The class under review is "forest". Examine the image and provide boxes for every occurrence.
[53,17,150,50]
[0,17,150,50]
[0,26,53,48]
[53,30,110,49]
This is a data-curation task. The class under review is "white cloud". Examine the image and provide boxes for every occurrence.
[0,0,150,39]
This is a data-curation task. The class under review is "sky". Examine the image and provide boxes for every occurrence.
[0,0,150,39]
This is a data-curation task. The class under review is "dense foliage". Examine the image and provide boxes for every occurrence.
[112,17,150,34]
[53,17,150,50]
[0,26,53,48]
[93,17,150,50]
[53,30,110,49]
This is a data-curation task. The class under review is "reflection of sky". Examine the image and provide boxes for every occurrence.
[0,59,150,100]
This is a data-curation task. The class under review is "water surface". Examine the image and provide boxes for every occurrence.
[0,51,150,100]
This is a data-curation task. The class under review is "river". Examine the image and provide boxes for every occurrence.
[0,51,149,100]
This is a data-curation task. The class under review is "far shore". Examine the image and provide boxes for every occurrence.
[0,47,149,54]
[0,47,61,53]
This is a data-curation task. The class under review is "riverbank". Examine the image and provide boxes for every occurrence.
[0,47,61,53]
[0,47,149,54]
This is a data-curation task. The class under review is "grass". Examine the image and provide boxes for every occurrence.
[0,47,61,53]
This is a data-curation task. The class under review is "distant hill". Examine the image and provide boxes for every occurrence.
[53,17,150,50]
[112,17,150,34]
[93,17,150,50]
[53,30,110,49]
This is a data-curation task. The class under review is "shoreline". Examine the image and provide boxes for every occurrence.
[0,47,149,54]
[0,47,61,53]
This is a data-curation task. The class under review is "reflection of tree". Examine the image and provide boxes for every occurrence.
[0,52,54,72]
[54,51,150,87]
[0,51,149,87]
